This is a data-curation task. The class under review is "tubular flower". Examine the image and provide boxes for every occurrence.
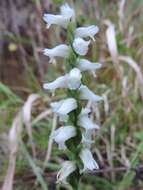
[43,3,103,187]
[78,108,100,130]
[79,148,99,172]
[79,85,103,102]
[77,58,102,72]
[43,3,75,28]
[75,25,99,41]
[43,68,81,92]
[51,98,77,121]
[73,37,90,55]
[52,126,76,150]
[43,44,69,64]
[57,161,76,184]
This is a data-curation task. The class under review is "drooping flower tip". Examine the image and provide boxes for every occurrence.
[77,58,102,71]
[79,85,103,102]
[75,25,99,41]
[52,126,76,150]
[79,148,99,172]
[73,37,90,56]
[57,161,76,184]
[43,44,69,63]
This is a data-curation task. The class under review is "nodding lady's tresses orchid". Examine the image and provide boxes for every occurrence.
[43,3,103,189]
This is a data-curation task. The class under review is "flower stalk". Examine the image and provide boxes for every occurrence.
[43,3,103,189]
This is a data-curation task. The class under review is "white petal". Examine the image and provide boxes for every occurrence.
[67,68,82,89]
[79,85,103,102]
[77,58,102,71]
[57,161,76,183]
[73,38,90,56]
[82,130,94,148]
[51,98,77,121]
[75,25,99,41]
[43,44,69,63]
[60,3,75,20]
[79,148,99,171]
[78,114,99,130]
[52,126,76,150]
[43,14,69,28]
[43,76,67,92]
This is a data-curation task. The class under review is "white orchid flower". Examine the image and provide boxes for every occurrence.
[57,161,76,184]
[79,148,99,171]
[77,58,102,71]
[60,3,75,20]
[78,108,100,130]
[43,68,81,92]
[75,25,99,41]
[51,98,77,121]
[67,68,82,89]
[43,3,75,29]
[79,85,103,102]
[73,38,90,55]
[82,130,94,148]
[43,75,67,92]
[43,44,69,64]
[52,126,76,150]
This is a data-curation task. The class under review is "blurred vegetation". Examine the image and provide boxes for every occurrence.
[0,0,143,190]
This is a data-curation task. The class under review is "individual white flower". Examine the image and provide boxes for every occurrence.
[51,98,77,121]
[52,126,76,150]
[43,44,69,63]
[77,58,102,71]
[75,25,99,41]
[43,75,67,92]
[79,85,103,102]
[43,68,81,92]
[57,161,76,184]
[79,148,99,171]
[78,108,100,130]
[82,130,94,148]
[73,38,90,55]
[43,14,69,29]
[67,68,82,89]
[43,3,75,29]
[60,3,75,20]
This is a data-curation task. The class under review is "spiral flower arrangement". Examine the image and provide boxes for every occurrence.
[43,3,103,189]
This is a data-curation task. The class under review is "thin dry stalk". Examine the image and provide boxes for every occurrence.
[119,55,143,98]
[2,113,21,190]
[22,94,40,157]
[44,113,57,165]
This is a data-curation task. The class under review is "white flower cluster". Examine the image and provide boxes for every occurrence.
[43,3,102,184]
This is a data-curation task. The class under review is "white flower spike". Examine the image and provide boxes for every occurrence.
[57,161,76,184]
[75,25,99,41]
[52,126,76,150]
[77,58,102,72]
[79,148,99,171]
[73,38,90,56]
[79,85,103,102]
[43,68,81,92]
[51,98,77,121]
[78,108,100,130]
[43,3,75,29]
[43,44,69,64]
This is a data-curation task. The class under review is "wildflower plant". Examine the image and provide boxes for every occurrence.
[43,3,103,189]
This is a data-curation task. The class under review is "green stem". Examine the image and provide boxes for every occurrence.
[65,22,83,190]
